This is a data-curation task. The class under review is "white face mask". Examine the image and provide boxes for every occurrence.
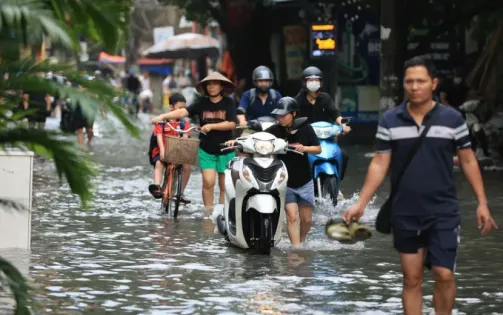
[306,81,320,92]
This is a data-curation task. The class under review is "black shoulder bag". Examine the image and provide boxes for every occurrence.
[375,105,439,234]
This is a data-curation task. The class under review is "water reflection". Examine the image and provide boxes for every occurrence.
[8,116,501,314]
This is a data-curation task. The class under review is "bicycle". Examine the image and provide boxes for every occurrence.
[158,122,203,217]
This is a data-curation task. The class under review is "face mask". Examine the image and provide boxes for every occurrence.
[453,77,462,84]
[306,81,320,92]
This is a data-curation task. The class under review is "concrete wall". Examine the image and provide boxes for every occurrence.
[0,150,33,250]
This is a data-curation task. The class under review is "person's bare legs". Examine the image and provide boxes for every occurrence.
[400,249,425,315]
[181,164,191,193]
[299,205,313,243]
[85,127,94,146]
[285,203,300,246]
[153,161,164,186]
[76,128,85,146]
[432,266,456,315]
[201,169,216,215]
[218,172,225,204]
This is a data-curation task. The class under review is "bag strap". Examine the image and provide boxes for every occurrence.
[270,89,278,102]
[249,88,256,106]
[391,104,440,194]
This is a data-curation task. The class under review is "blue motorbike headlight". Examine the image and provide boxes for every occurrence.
[313,126,333,139]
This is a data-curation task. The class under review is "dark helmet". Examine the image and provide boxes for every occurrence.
[252,65,274,92]
[271,97,299,116]
[302,66,323,81]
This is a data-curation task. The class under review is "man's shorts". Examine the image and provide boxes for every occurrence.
[393,216,460,271]
[198,148,235,173]
[286,180,315,206]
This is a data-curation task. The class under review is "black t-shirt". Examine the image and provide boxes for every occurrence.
[187,96,236,155]
[126,76,141,93]
[295,91,341,124]
[265,123,320,188]
[24,91,50,122]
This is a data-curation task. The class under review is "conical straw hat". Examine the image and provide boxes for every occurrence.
[196,71,235,96]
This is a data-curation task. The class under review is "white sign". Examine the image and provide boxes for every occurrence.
[153,26,174,45]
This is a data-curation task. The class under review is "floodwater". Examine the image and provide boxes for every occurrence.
[2,116,503,314]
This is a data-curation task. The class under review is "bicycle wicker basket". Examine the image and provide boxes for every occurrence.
[164,136,200,165]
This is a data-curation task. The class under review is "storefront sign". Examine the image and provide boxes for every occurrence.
[310,24,337,59]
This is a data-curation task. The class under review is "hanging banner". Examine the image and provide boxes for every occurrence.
[337,5,380,86]
[283,25,307,80]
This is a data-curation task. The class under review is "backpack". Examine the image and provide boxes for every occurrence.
[147,122,165,166]
[147,120,188,165]
[248,88,280,106]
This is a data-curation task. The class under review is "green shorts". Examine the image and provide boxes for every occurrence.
[198,148,235,173]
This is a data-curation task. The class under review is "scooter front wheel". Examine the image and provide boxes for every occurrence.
[260,215,272,255]
[252,212,272,255]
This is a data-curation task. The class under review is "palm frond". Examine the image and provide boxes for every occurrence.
[0,0,74,50]
[0,256,31,315]
[44,0,131,52]
[1,59,140,138]
[0,128,97,207]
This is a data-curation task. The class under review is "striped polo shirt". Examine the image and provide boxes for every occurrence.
[375,102,471,219]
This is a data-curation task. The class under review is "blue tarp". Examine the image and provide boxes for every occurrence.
[139,64,173,76]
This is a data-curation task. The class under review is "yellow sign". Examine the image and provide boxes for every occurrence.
[315,38,336,50]
[312,24,334,31]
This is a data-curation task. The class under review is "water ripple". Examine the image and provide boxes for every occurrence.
[5,117,501,314]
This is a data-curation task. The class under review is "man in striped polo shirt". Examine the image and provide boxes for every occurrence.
[344,56,497,315]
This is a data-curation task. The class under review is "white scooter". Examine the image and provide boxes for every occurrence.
[212,119,305,254]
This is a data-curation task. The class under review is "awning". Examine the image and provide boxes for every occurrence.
[98,52,125,64]
[138,57,173,65]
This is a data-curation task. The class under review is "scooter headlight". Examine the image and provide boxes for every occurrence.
[313,126,333,139]
[253,139,275,155]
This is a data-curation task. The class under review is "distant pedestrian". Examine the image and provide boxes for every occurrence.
[344,56,497,315]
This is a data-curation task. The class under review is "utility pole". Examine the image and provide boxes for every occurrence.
[379,0,403,115]
[125,4,135,71]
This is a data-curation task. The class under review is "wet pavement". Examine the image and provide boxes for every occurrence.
[2,116,503,314]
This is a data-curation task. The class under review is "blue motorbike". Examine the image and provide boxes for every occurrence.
[308,121,349,206]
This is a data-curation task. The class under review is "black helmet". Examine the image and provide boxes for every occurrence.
[252,65,274,92]
[271,97,299,116]
[302,66,323,81]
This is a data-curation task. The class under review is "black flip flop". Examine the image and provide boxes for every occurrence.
[148,184,163,199]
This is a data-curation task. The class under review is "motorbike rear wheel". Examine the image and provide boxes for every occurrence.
[321,176,339,207]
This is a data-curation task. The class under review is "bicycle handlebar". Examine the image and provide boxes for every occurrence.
[163,122,206,135]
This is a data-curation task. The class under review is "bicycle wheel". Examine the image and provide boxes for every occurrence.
[172,166,183,218]
[161,164,174,214]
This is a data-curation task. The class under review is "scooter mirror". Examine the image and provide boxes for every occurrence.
[248,120,261,131]
[291,117,308,130]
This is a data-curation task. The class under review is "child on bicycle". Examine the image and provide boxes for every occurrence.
[148,93,192,203]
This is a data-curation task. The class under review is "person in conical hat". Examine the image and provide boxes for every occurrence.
[195,71,235,96]
[151,71,237,215]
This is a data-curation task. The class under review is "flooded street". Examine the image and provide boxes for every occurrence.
[6,117,503,314]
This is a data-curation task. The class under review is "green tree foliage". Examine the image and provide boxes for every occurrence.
[0,1,138,313]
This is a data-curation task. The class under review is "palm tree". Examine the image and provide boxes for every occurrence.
[1,0,137,313]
